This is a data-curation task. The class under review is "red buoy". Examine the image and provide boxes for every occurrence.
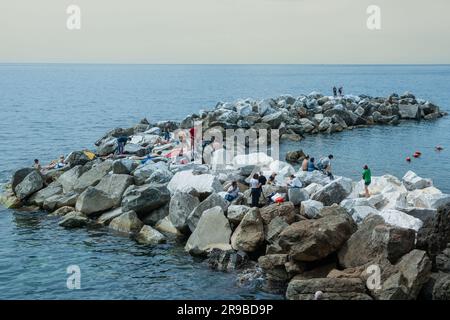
[413,153,420,158]
[415,151,422,155]
[406,157,411,162]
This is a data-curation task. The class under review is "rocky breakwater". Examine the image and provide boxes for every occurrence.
[178,91,445,142]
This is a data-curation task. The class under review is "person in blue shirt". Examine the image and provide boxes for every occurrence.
[307,157,318,172]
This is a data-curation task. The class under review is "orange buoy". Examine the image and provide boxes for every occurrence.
[406,157,411,162]
[415,151,422,155]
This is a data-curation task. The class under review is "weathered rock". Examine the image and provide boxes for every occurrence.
[348,206,380,223]
[11,168,35,192]
[75,187,116,216]
[227,205,251,224]
[58,165,84,193]
[109,210,143,234]
[258,254,289,282]
[261,111,286,128]
[65,151,91,167]
[265,216,290,243]
[421,272,450,300]
[185,206,232,255]
[168,191,200,232]
[231,208,265,252]
[285,150,306,163]
[136,225,166,244]
[303,182,321,196]
[311,178,351,206]
[338,215,416,268]
[279,205,356,262]
[95,174,134,206]
[373,249,431,300]
[260,202,296,225]
[402,171,432,191]
[112,159,139,175]
[146,167,173,184]
[97,207,123,225]
[121,184,170,216]
[167,170,222,196]
[378,209,423,231]
[72,160,113,193]
[286,278,371,300]
[155,216,183,236]
[28,182,63,206]
[133,162,168,185]
[207,249,250,271]
[436,248,450,272]
[14,170,44,200]
[416,204,450,265]
[406,187,450,210]
[300,199,324,218]
[187,193,228,232]
[59,211,88,228]
[43,192,78,211]
[398,104,420,120]
[287,188,309,206]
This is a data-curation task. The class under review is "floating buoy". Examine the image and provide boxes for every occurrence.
[415,151,422,155]
[436,145,444,151]
[413,153,420,158]
[406,157,411,162]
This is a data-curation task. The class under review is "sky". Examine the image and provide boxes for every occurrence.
[0,0,449,64]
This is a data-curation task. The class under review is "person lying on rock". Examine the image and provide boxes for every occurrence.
[45,155,66,170]
[225,181,240,202]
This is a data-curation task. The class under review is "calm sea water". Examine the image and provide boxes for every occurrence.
[0,64,449,299]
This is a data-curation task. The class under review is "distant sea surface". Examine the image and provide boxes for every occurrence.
[0,64,449,299]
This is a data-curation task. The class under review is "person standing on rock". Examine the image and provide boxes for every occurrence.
[333,86,337,97]
[250,173,262,208]
[116,135,129,155]
[362,165,372,198]
[301,155,310,171]
[338,87,343,97]
[318,154,334,180]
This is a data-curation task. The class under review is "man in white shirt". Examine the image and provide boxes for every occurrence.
[287,174,303,188]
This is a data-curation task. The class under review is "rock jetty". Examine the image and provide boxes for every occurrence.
[1,91,449,300]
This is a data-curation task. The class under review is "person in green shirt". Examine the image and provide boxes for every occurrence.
[362,165,372,198]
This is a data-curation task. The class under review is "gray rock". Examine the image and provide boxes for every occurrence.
[231,207,265,252]
[136,225,166,245]
[398,104,420,120]
[15,170,44,200]
[300,199,324,218]
[402,171,432,191]
[227,205,251,224]
[349,206,380,223]
[261,111,286,128]
[185,206,232,255]
[287,188,309,206]
[141,204,170,226]
[75,187,116,216]
[112,159,139,174]
[97,207,123,225]
[28,182,63,206]
[265,216,289,243]
[311,178,352,206]
[121,184,170,216]
[59,211,89,229]
[58,165,84,193]
[207,249,250,272]
[109,210,143,234]
[65,151,90,167]
[168,191,200,232]
[436,248,450,272]
[72,160,113,193]
[187,193,228,232]
[146,167,173,184]
[43,192,78,211]
[258,254,290,282]
[11,167,35,192]
[95,174,134,206]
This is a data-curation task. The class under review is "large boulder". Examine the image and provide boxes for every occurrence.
[402,171,432,191]
[287,188,309,206]
[416,204,450,265]
[286,277,371,300]
[57,165,83,193]
[261,111,285,128]
[72,160,113,193]
[348,206,380,224]
[231,208,265,252]
[279,205,357,262]
[109,210,143,234]
[260,202,296,225]
[185,206,232,255]
[168,191,200,232]
[285,150,306,163]
[142,203,169,226]
[97,207,123,225]
[406,187,450,210]
[258,254,290,283]
[167,170,222,197]
[135,225,166,245]
[133,162,168,185]
[112,159,139,175]
[338,215,416,268]
[43,192,78,211]
[95,174,134,206]
[207,249,250,272]
[11,167,35,192]
[398,104,420,120]
[121,184,170,216]
[28,182,63,206]
[265,216,290,243]
[378,209,423,231]
[300,199,324,219]
[75,187,116,216]
[65,151,91,167]
[187,193,228,232]
[373,249,431,300]
[227,205,251,224]
[311,178,352,206]
[421,273,450,300]
[58,211,89,228]
[14,170,44,200]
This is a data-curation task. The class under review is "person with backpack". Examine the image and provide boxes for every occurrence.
[362,165,372,198]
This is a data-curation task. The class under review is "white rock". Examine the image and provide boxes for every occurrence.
[304,183,321,196]
[167,170,223,195]
[340,198,371,211]
[406,187,450,209]
[300,199,324,218]
[227,205,251,224]
[231,153,274,169]
[402,171,432,191]
[377,209,423,232]
[349,206,380,223]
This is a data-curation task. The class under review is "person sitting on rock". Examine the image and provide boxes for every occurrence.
[307,157,318,172]
[33,159,42,171]
[267,172,278,185]
[317,154,334,180]
[287,174,302,188]
[225,181,240,202]
[301,155,310,171]
[362,164,372,198]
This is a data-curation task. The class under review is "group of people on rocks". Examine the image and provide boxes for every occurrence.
[301,154,334,179]
[33,155,67,174]
[333,86,344,97]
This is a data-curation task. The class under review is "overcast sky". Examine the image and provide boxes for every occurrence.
[1,0,449,63]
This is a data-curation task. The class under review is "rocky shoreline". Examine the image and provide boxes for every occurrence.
[1,91,450,300]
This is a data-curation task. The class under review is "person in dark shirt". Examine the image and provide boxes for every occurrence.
[333,86,337,97]
[116,136,129,155]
